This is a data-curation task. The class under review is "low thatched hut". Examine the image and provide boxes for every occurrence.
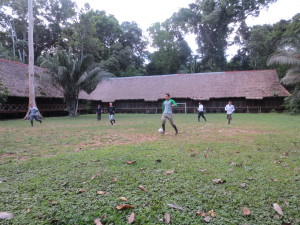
[85,70,290,113]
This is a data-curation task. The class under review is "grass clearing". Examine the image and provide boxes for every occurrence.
[0,113,300,224]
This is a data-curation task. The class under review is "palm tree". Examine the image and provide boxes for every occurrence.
[267,34,300,113]
[39,49,110,116]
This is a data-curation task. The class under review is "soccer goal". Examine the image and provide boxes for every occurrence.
[176,103,187,114]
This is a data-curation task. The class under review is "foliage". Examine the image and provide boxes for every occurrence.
[0,114,299,224]
[172,0,277,72]
[0,80,9,103]
[38,49,110,116]
[268,14,300,113]
[146,20,191,75]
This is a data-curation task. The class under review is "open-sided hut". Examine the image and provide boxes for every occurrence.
[86,70,290,113]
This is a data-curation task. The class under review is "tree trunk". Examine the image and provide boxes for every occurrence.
[25,0,42,119]
[65,94,78,117]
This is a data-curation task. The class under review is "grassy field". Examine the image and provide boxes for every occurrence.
[0,113,299,225]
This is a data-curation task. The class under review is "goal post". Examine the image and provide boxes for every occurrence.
[176,103,187,114]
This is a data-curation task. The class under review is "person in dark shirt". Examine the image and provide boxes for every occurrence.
[96,104,102,121]
[108,102,116,125]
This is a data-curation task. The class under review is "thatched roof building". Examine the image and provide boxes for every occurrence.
[0,59,63,98]
[0,58,290,116]
[85,70,289,102]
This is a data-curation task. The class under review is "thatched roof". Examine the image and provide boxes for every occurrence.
[83,70,290,102]
[0,59,64,98]
[0,59,290,101]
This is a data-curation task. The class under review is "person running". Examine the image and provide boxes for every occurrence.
[197,102,207,122]
[108,102,116,125]
[96,104,102,121]
[225,101,235,124]
[28,103,42,126]
[161,93,178,135]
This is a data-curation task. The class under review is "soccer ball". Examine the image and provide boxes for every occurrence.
[158,128,164,133]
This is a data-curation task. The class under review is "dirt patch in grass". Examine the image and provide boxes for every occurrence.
[72,133,158,151]
[0,153,15,159]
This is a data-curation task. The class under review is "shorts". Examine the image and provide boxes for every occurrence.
[162,113,175,126]
[109,114,115,121]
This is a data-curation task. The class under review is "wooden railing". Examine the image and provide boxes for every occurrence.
[0,103,86,113]
[0,104,283,114]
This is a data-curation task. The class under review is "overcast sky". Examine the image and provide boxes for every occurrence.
[75,0,300,55]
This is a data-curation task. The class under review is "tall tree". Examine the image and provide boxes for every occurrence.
[25,0,41,119]
[146,20,191,75]
[268,14,300,113]
[39,49,110,116]
[172,0,277,72]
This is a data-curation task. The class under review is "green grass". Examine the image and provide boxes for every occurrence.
[0,113,299,224]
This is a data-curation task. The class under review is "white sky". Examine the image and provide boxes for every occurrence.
[75,0,300,55]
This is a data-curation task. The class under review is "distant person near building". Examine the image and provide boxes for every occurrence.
[108,102,116,125]
[225,101,235,124]
[197,102,207,122]
[96,104,102,121]
[161,93,178,135]
[28,103,42,126]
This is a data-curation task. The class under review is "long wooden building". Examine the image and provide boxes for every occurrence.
[0,59,290,118]
[85,70,290,113]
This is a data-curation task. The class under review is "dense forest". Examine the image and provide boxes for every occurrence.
[0,0,299,112]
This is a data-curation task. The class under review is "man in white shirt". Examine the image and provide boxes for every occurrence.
[197,102,207,122]
[225,101,235,124]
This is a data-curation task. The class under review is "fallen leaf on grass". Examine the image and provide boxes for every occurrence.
[164,213,171,224]
[26,208,31,213]
[199,169,208,172]
[116,205,135,210]
[204,216,211,223]
[167,203,183,210]
[242,207,251,216]
[78,189,86,193]
[0,212,14,219]
[138,185,147,192]
[90,173,100,180]
[126,161,136,165]
[273,160,281,164]
[113,178,117,182]
[196,211,206,217]
[94,218,103,225]
[213,179,226,184]
[164,170,175,175]
[204,154,209,158]
[120,196,128,201]
[97,191,109,195]
[208,210,217,217]
[128,212,135,224]
[273,203,283,215]
[49,201,58,205]
[240,183,247,188]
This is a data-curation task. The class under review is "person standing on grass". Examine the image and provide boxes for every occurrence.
[197,102,207,122]
[161,93,178,135]
[28,103,42,126]
[96,104,102,121]
[108,102,116,125]
[225,101,235,124]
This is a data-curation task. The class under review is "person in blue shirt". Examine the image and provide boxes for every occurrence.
[28,103,42,126]
[96,104,102,121]
[161,93,178,135]
[225,101,235,124]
